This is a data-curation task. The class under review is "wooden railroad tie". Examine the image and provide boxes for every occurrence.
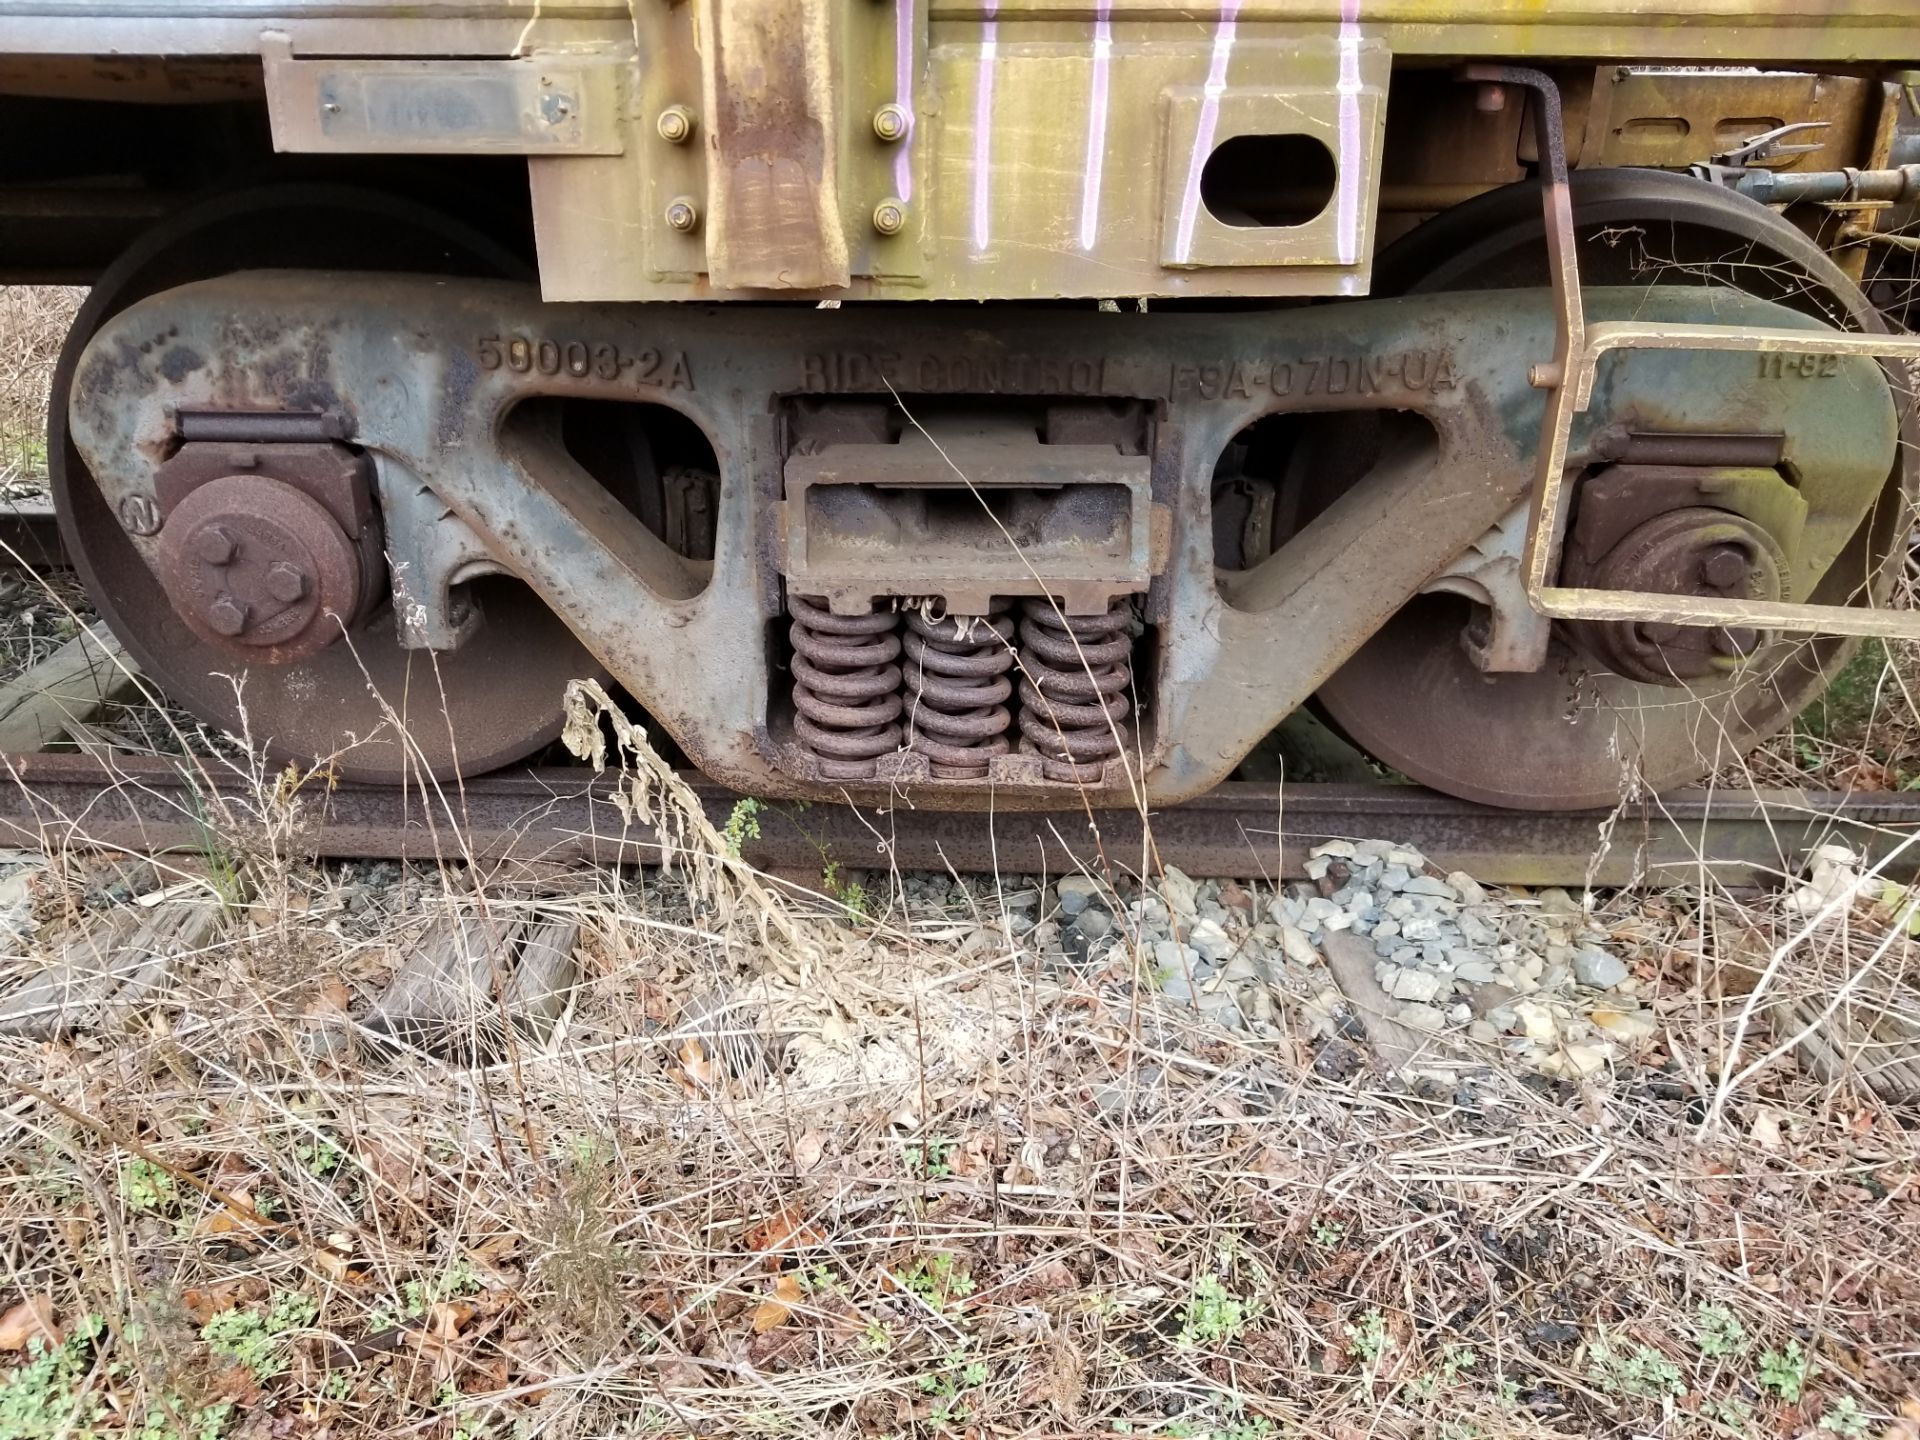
[1775,994,1920,1106]
[0,893,219,1039]
[365,909,580,1058]
[1,877,579,1059]
[0,618,142,756]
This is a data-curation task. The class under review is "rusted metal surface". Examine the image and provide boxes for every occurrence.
[902,607,1016,779]
[3,1,1917,63]
[1490,71,1920,643]
[65,264,1903,808]
[45,186,600,786]
[1558,463,1804,682]
[780,413,1159,618]
[1525,322,1920,638]
[8,5,1916,303]
[1015,598,1134,783]
[788,597,903,779]
[1598,70,1871,174]
[530,27,1392,302]
[1459,65,1582,396]
[0,751,1915,890]
[151,441,382,664]
[696,0,848,291]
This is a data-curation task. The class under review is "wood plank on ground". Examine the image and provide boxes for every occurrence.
[1776,995,1920,1103]
[0,619,140,753]
[367,908,579,1056]
[0,897,221,1038]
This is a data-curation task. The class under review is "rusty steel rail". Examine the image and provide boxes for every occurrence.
[0,752,1915,887]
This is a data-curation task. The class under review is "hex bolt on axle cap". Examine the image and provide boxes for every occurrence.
[1566,508,1785,683]
[205,595,249,636]
[154,472,366,664]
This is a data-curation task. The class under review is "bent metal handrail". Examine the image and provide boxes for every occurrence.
[1479,65,1920,640]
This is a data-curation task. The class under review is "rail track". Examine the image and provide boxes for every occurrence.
[1,497,1916,887]
[0,750,1916,888]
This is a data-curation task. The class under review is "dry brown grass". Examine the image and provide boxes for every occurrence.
[0,287,83,487]
[1,723,1918,1440]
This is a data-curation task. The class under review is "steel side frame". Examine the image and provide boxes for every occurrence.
[66,275,1903,808]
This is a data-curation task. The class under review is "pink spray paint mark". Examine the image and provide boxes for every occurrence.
[1335,0,1363,268]
[894,0,915,201]
[971,2,999,254]
[1078,2,1113,252]
[1172,0,1242,266]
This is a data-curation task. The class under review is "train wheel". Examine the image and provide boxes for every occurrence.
[1313,169,1912,810]
[48,186,608,784]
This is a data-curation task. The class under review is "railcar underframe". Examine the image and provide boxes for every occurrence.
[5,1,1920,811]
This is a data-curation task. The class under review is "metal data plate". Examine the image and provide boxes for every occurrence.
[263,42,624,156]
[1526,322,1920,638]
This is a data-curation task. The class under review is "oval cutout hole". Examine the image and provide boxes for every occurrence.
[1200,133,1337,229]
[1616,115,1691,143]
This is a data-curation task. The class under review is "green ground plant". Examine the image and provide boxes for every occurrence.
[1179,1275,1248,1348]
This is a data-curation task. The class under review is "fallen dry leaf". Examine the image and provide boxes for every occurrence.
[304,977,352,1017]
[745,1206,825,1265]
[1750,1105,1788,1151]
[427,1300,475,1341]
[674,1036,722,1095]
[360,1138,430,1204]
[183,1278,268,1326]
[750,1274,804,1333]
[1048,1330,1086,1418]
[1885,1394,1920,1440]
[197,1201,271,1249]
[0,1294,58,1351]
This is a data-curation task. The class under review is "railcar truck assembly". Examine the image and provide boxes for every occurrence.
[4,1,1919,811]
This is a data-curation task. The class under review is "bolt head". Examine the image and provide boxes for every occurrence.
[117,495,161,537]
[872,198,907,236]
[1699,544,1750,590]
[872,103,911,142]
[265,561,309,603]
[206,594,249,636]
[657,105,694,144]
[1639,622,1683,646]
[665,197,699,233]
[191,525,237,565]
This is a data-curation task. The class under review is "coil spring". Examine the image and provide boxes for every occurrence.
[1015,597,1133,782]
[789,595,903,779]
[902,606,1017,779]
